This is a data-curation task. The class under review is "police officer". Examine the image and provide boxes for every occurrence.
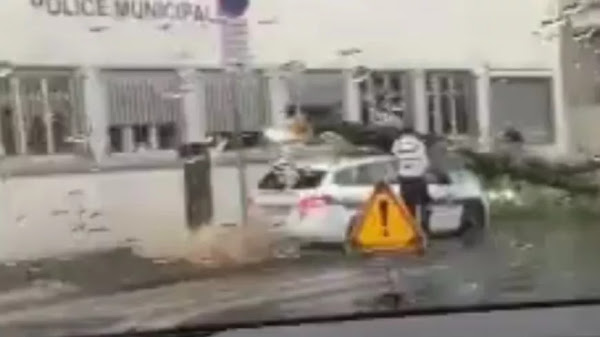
[391,128,442,234]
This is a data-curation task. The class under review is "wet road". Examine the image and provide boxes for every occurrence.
[1,218,600,336]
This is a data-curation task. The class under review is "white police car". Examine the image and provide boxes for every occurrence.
[250,153,490,252]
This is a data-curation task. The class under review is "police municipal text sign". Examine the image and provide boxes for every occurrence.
[31,0,212,22]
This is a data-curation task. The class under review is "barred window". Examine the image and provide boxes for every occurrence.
[358,71,411,126]
[426,71,476,136]
[104,70,184,153]
[285,70,345,126]
[490,77,554,144]
[202,69,271,134]
[0,69,83,156]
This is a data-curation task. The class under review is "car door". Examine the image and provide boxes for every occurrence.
[330,159,400,213]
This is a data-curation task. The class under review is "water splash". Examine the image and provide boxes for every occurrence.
[183,211,284,268]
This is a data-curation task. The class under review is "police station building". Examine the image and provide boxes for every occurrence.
[0,0,569,162]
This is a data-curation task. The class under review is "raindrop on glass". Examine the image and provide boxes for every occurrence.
[257,18,278,25]
[15,214,26,227]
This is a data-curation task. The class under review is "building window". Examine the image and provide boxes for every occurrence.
[426,71,476,136]
[108,126,123,153]
[203,69,271,135]
[0,70,83,156]
[132,124,150,148]
[284,70,345,126]
[0,78,16,156]
[490,77,554,144]
[358,71,410,127]
[104,70,183,153]
[108,123,180,153]
[157,122,177,149]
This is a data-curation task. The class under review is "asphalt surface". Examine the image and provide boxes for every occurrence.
[0,217,599,337]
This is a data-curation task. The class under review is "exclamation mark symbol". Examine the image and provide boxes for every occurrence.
[379,200,389,237]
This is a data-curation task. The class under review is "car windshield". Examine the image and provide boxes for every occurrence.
[3,0,600,336]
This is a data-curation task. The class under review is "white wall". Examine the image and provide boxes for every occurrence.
[0,162,274,263]
[248,0,558,69]
[560,4,600,156]
[0,169,189,262]
[0,0,557,69]
[0,0,570,155]
[568,105,600,155]
[0,0,220,66]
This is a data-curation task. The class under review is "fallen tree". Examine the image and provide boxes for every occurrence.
[312,121,600,197]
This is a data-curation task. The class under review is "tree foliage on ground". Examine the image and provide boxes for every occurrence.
[457,148,600,196]
[312,121,600,197]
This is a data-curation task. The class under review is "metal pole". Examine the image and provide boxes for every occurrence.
[294,73,302,118]
[230,65,249,226]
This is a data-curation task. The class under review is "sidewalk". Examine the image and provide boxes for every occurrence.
[0,247,240,313]
[0,248,203,294]
[0,245,316,314]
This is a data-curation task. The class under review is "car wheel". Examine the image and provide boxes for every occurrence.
[458,200,487,248]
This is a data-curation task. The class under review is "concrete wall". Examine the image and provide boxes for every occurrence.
[559,27,600,156]
[568,105,600,155]
[559,2,600,156]
[0,157,273,263]
[0,168,189,262]
[0,0,557,69]
[248,0,558,69]
[250,0,566,155]
[2,0,219,66]
[0,0,571,155]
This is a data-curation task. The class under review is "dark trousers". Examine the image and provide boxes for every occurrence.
[398,177,430,233]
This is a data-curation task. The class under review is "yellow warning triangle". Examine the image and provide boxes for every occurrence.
[350,181,426,255]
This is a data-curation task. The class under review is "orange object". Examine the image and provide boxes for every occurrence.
[349,181,427,255]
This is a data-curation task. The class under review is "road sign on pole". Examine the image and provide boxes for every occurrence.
[220,0,250,68]
[220,0,251,226]
[221,18,250,67]
[227,69,249,226]
[219,0,249,18]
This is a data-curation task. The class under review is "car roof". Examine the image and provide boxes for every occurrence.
[293,155,398,172]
